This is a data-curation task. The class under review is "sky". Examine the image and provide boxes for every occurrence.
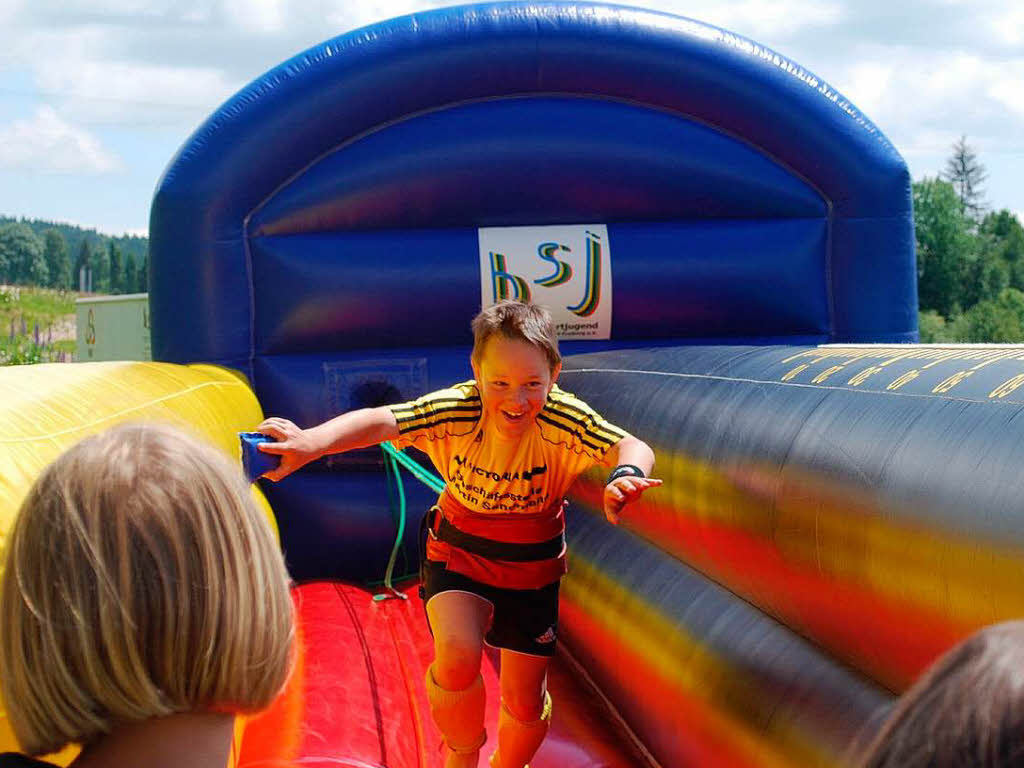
[0,0,1021,236]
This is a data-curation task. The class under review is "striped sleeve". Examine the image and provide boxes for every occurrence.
[388,382,481,448]
[538,385,629,460]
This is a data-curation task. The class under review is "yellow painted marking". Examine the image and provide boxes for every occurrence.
[781,364,809,382]
[784,350,830,364]
[990,374,1024,399]
[922,350,964,370]
[970,350,1020,371]
[879,352,916,367]
[887,370,920,391]
[811,365,845,384]
[932,370,973,394]
[847,366,884,386]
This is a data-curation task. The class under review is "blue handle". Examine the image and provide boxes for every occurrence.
[238,432,281,483]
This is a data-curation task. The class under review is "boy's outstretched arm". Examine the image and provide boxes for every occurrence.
[256,406,400,482]
[602,435,662,525]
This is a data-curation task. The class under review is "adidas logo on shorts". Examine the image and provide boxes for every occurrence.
[534,626,557,644]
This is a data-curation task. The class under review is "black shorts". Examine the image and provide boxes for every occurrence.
[422,561,560,658]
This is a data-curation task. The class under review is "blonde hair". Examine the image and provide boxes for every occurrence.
[0,423,294,756]
[471,300,561,372]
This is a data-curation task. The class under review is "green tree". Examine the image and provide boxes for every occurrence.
[43,228,71,289]
[0,237,9,284]
[92,240,110,292]
[914,178,974,316]
[918,310,952,342]
[961,245,1008,308]
[956,288,1024,342]
[124,253,138,295]
[980,210,1024,291]
[942,135,987,222]
[137,254,148,293]
[0,222,47,286]
[108,241,123,294]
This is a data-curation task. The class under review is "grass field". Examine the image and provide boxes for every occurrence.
[0,285,78,365]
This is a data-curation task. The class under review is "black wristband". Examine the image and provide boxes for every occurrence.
[606,464,645,485]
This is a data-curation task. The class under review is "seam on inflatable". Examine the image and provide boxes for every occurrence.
[557,644,665,768]
[559,367,1024,406]
[244,92,832,236]
[383,603,429,768]
[0,380,248,443]
[334,582,389,765]
[825,196,836,343]
[242,210,257,384]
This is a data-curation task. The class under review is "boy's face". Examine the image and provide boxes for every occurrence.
[472,335,560,440]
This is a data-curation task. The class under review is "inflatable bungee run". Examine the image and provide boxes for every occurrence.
[5,3,1024,766]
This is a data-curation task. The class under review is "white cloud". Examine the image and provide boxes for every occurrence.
[222,0,284,33]
[324,0,453,32]
[985,5,1024,46]
[987,64,1024,121]
[0,106,121,173]
[646,0,845,40]
[824,49,1023,158]
[0,0,24,25]
[31,48,236,126]
[843,61,894,118]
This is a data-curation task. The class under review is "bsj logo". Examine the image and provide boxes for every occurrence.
[488,230,603,318]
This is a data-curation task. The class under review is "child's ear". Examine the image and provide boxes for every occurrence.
[550,362,562,387]
[471,358,481,382]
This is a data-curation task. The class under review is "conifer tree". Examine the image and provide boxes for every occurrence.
[124,253,138,294]
[108,241,123,294]
[137,254,148,293]
[43,228,71,289]
[941,135,987,222]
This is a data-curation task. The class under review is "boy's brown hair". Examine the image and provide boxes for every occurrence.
[471,300,561,372]
[0,423,294,756]
[856,620,1024,768]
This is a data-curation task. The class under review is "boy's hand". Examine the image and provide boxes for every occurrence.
[603,476,662,525]
[256,417,322,482]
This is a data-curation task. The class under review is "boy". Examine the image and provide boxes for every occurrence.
[258,300,660,768]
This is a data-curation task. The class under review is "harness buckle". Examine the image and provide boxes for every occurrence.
[427,505,441,540]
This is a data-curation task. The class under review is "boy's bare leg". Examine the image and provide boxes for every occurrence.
[426,591,493,768]
[492,650,551,768]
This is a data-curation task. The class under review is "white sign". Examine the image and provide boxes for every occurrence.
[75,293,151,362]
[478,224,612,340]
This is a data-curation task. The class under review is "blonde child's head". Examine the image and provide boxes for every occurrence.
[0,422,294,756]
[471,300,561,373]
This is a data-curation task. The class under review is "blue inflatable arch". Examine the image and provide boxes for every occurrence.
[145,5,940,764]
[150,1,917,585]
[151,0,915,382]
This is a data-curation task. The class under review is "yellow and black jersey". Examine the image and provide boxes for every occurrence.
[388,381,628,515]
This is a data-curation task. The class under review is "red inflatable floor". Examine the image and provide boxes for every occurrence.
[237,582,652,768]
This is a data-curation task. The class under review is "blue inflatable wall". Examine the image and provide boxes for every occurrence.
[149,1,915,584]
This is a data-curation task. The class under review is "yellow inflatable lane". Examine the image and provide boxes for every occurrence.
[0,360,277,764]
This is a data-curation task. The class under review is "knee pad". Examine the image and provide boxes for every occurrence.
[490,690,552,768]
[424,664,487,754]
